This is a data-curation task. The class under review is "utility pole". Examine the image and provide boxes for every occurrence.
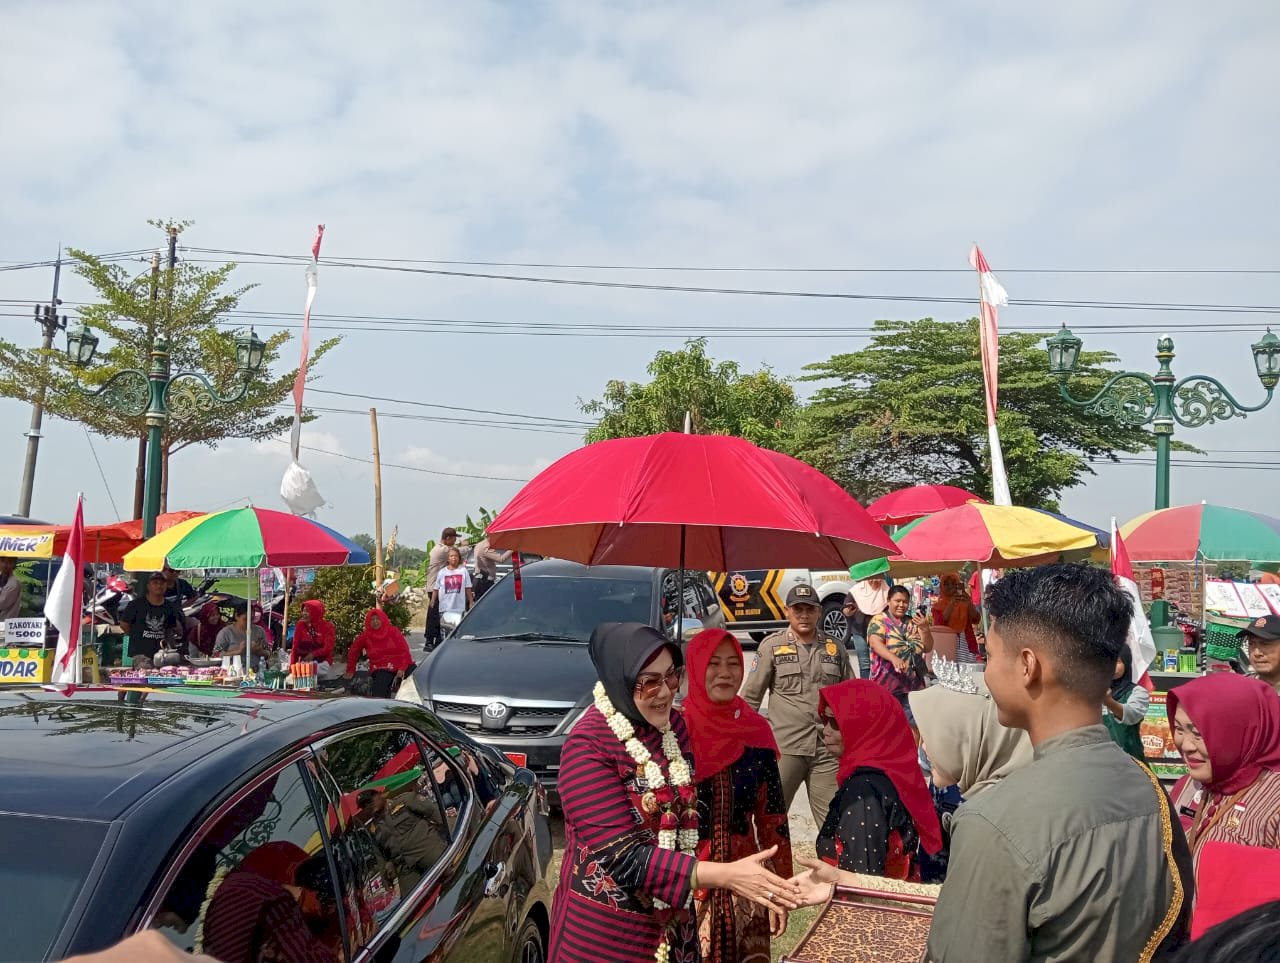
[15,249,67,517]
[133,250,162,520]
[370,407,385,585]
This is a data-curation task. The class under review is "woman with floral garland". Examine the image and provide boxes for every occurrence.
[549,622,801,963]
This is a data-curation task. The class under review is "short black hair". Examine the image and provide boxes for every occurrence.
[1171,899,1280,962]
[887,585,911,601]
[986,563,1131,700]
[357,789,378,810]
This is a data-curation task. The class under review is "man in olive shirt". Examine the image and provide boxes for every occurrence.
[927,564,1192,963]
[742,584,853,829]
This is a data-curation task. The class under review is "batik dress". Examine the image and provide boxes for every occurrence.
[693,746,792,963]
[550,707,700,963]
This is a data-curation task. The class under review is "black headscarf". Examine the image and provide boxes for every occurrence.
[588,621,682,726]
[1111,645,1136,701]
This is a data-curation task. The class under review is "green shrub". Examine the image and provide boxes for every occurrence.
[289,564,412,658]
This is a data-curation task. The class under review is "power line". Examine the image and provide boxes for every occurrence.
[309,387,593,426]
[285,404,584,436]
[171,252,1280,315]
[181,247,1280,276]
[276,439,532,482]
[81,427,122,521]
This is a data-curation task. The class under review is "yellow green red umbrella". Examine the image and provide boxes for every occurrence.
[122,506,370,571]
[850,502,1107,578]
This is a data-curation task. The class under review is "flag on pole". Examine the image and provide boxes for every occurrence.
[969,244,1012,506]
[1112,517,1157,690]
[46,494,85,687]
[280,224,327,517]
[291,224,325,460]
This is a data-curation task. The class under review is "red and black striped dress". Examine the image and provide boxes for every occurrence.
[549,707,700,963]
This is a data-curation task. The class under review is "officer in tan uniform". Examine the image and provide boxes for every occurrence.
[741,583,854,829]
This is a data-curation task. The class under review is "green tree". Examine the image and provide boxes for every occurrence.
[0,220,339,508]
[290,564,411,659]
[580,338,798,450]
[798,318,1161,510]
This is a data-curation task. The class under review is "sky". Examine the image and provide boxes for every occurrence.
[1,0,1277,550]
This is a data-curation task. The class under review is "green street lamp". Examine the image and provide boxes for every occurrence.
[1045,325,1277,511]
[68,324,266,537]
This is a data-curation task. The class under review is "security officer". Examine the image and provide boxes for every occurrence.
[742,583,853,829]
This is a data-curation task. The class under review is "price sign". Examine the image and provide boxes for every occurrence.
[3,617,47,647]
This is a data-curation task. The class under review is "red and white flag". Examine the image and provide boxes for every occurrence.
[969,244,1012,506]
[280,225,327,517]
[290,224,325,460]
[46,494,85,686]
[1112,517,1157,689]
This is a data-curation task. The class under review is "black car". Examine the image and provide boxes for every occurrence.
[397,559,724,803]
[0,690,552,962]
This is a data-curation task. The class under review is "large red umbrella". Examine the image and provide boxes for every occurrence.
[488,433,898,570]
[865,485,985,526]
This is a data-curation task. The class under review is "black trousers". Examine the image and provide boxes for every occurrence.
[370,668,399,699]
[474,574,494,599]
[425,597,441,645]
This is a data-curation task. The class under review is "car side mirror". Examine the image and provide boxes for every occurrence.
[670,617,705,641]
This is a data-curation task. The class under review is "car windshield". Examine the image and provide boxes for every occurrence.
[458,576,653,643]
[0,816,107,961]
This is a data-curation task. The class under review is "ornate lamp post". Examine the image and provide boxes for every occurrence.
[66,323,266,537]
[1045,326,1279,511]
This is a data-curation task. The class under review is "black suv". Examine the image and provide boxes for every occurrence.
[397,559,724,803]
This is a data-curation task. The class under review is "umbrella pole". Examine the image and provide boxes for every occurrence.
[282,568,292,676]
[677,526,686,643]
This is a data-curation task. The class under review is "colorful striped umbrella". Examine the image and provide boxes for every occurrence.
[852,502,1105,577]
[122,506,371,571]
[1119,504,1280,563]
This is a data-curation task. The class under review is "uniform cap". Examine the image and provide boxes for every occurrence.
[785,584,820,607]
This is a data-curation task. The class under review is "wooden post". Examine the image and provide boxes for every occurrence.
[370,408,385,586]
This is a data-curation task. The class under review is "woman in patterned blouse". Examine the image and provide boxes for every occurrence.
[549,623,800,963]
[684,628,792,962]
[1168,673,1280,875]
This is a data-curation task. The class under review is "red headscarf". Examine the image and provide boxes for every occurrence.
[682,629,778,781]
[819,679,943,855]
[1166,673,1280,795]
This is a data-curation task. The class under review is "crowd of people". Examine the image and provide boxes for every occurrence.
[548,562,1280,963]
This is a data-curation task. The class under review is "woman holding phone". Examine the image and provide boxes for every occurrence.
[866,586,933,740]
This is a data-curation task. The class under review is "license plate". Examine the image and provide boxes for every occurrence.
[504,752,527,767]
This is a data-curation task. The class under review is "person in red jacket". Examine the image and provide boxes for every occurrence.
[345,607,413,698]
[292,599,335,667]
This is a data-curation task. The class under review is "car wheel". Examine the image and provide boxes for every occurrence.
[512,918,545,963]
[822,597,850,645]
[749,631,767,643]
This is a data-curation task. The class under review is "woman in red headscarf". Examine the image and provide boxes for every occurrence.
[187,602,226,658]
[345,608,413,698]
[1168,673,1280,874]
[812,680,942,881]
[683,628,791,961]
[292,600,335,667]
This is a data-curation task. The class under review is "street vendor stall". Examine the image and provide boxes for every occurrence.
[118,506,369,692]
